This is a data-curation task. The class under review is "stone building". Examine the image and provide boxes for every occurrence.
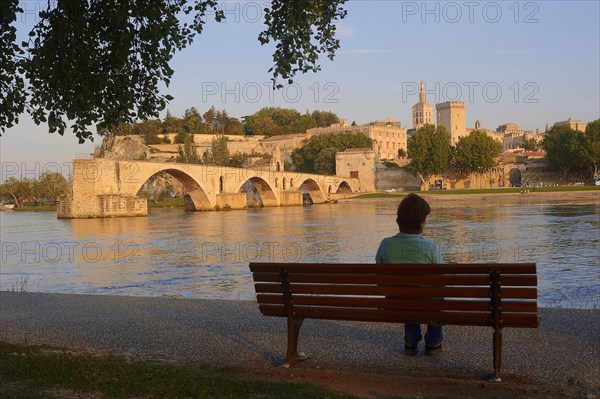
[412,81,434,129]
[259,134,308,162]
[465,120,504,144]
[365,119,408,160]
[436,101,467,145]
[306,119,407,161]
[497,123,534,150]
[335,148,377,192]
[553,118,587,132]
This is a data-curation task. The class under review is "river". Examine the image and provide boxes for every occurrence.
[1,196,599,308]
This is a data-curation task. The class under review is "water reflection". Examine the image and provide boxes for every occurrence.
[1,199,599,307]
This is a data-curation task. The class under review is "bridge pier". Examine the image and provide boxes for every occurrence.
[279,191,303,206]
[215,193,247,210]
[58,194,147,218]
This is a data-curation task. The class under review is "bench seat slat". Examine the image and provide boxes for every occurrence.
[297,308,539,328]
[256,294,537,313]
[250,262,536,275]
[259,305,538,327]
[258,304,286,317]
[294,307,492,325]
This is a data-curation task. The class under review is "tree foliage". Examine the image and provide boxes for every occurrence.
[244,107,339,136]
[520,137,538,151]
[404,124,452,187]
[0,177,33,207]
[1,1,347,141]
[311,110,340,127]
[71,105,332,143]
[0,1,25,133]
[542,124,586,178]
[227,152,271,168]
[313,147,338,175]
[206,133,230,166]
[259,0,347,88]
[582,119,600,178]
[453,130,502,174]
[176,134,201,164]
[291,132,373,174]
[37,172,69,202]
[21,1,225,142]
[0,172,68,207]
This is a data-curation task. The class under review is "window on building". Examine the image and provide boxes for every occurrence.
[350,171,359,178]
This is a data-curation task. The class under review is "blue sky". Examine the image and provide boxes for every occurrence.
[1,0,599,178]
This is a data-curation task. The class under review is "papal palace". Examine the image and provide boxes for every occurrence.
[138,80,585,190]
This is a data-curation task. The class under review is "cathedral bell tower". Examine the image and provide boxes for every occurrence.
[412,81,434,129]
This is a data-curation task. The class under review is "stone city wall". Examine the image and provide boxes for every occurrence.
[423,165,563,190]
[375,168,421,191]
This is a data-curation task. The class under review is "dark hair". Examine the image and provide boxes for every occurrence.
[396,194,431,234]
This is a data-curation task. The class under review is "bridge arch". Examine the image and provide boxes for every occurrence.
[299,178,326,204]
[237,176,279,208]
[335,180,353,194]
[134,168,213,211]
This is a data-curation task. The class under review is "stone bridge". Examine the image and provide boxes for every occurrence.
[58,158,363,218]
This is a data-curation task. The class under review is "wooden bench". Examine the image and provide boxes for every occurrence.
[249,262,540,382]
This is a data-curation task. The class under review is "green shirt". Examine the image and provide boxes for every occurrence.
[375,232,443,264]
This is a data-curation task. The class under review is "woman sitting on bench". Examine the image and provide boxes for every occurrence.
[375,193,444,356]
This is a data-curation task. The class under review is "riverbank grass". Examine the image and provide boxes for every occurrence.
[148,198,186,208]
[350,185,600,199]
[12,205,57,211]
[0,342,357,399]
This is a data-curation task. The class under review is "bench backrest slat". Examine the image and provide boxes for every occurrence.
[255,283,537,299]
[253,273,537,286]
[250,263,537,275]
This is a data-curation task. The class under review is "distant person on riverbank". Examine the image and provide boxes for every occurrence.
[375,193,443,356]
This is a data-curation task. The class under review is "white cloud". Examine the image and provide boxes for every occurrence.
[337,49,391,55]
[336,25,355,37]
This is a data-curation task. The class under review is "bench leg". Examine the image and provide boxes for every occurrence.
[490,327,503,382]
[284,317,308,368]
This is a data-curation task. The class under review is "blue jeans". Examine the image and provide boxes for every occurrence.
[404,323,443,347]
